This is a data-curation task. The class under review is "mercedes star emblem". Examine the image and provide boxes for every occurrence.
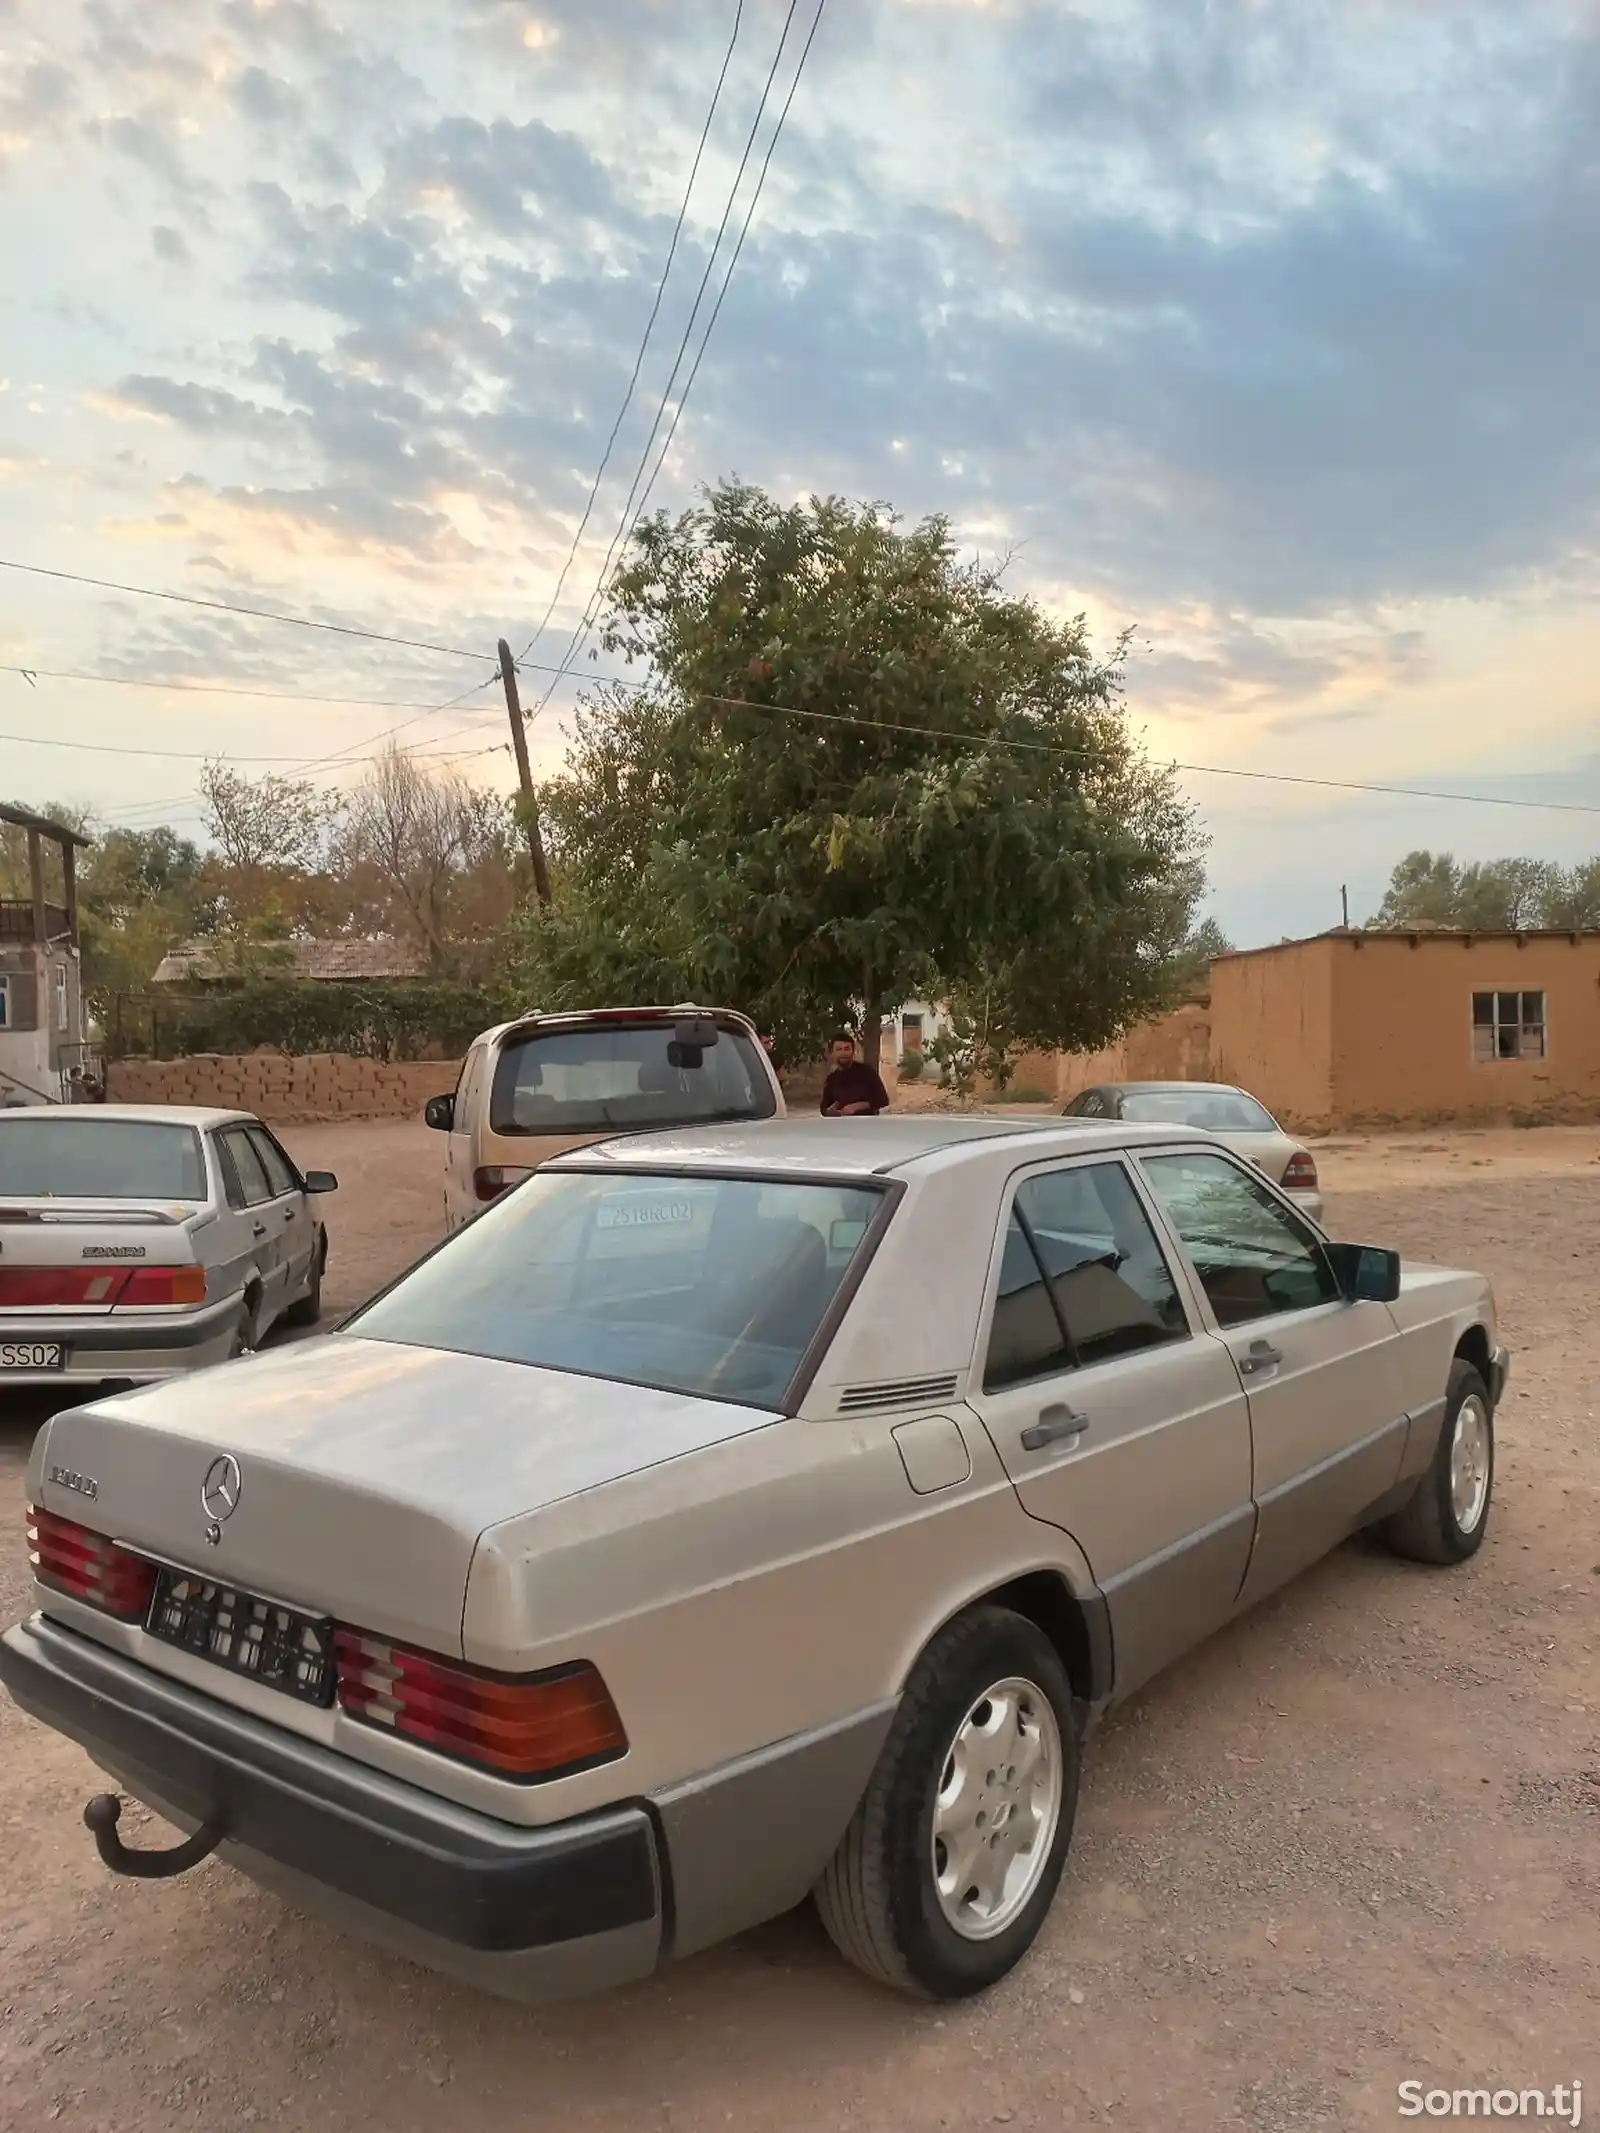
[201,1454,242,1526]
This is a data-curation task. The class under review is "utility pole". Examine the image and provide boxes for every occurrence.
[498,638,552,909]
[1340,883,1350,930]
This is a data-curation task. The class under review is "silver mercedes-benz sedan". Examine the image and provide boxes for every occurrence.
[2,1115,1502,2007]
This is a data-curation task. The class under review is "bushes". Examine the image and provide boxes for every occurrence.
[103,979,512,1063]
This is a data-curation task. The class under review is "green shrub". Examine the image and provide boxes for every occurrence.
[897,1049,926,1081]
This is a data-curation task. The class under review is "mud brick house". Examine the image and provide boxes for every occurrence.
[1208,929,1600,1132]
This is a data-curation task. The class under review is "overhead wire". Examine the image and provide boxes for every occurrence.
[0,558,495,664]
[514,0,747,669]
[525,0,821,717]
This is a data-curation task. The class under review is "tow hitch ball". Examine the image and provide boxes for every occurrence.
[82,1793,225,1880]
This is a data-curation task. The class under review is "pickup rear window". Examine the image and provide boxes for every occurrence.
[0,1119,206,1199]
[352,1170,882,1409]
[489,1022,777,1137]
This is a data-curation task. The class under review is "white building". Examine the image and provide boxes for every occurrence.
[0,805,92,1105]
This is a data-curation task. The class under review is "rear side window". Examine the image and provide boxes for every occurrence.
[984,1161,1188,1390]
[351,1171,881,1409]
[0,1119,206,1200]
[489,1023,776,1137]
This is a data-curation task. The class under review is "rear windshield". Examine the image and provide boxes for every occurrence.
[489,1022,776,1137]
[0,1119,207,1200]
[1119,1089,1276,1133]
[351,1171,883,1409]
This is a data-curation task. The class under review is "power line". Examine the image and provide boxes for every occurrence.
[0,661,482,714]
[630,0,830,533]
[527,0,817,718]
[519,660,1600,817]
[515,0,746,668]
[0,558,495,663]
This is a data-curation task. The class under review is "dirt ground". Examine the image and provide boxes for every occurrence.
[1,1120,1595,2132]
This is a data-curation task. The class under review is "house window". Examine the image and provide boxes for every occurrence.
[1472,990,1546,1063]
[54,966,68,1034]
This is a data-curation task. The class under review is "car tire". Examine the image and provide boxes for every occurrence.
[813,1604,1079,1999]
[229,1290,261,1360]
[1382,1360,1494,1565]
[283,1242,324,1329]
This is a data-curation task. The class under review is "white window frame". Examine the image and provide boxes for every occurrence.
[1471,988,1546,1064]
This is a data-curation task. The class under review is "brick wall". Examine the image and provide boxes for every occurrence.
[107,1053,462,1124]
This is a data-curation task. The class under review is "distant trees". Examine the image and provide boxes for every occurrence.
[1373,851,1600,932]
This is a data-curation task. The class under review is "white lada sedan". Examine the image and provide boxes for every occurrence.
[1,1117,1505,2006]
[0,1105,337,1387]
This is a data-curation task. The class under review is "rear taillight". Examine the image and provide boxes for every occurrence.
[1282,1152,1318,1192]
[334,1630,627,1781]
[0,1267,132,1307]
[473,1166,532,1202]
[118,1265,207,1307]
[27,1504,156,1621]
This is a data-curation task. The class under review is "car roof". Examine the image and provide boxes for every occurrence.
[553,1113,1194,1179]
[0,1104,254,1128]
[1097,1081,1247,1096]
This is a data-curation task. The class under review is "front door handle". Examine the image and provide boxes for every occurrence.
[1238,1340,1283,1378]
[252,1223,268,1240]
[1020,1404,1089,1452]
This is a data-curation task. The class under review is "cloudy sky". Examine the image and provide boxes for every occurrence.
[1,0,1596,942]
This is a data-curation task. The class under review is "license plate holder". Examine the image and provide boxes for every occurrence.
[145,1568,337,1707]
[0,1343,64,1371]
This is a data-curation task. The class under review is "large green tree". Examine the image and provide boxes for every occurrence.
[522,483,1205,1076]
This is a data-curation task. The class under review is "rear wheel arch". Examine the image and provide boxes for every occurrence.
[906,1568,1112,1713]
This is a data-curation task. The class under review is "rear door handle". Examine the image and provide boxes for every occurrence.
[1239,1340,1283,1378]
[252,1223,268,1240]
[1020,1404,1089,1451]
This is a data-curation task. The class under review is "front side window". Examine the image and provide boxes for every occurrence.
[489,1022,777,1137]
[984,1161,1188,1390]
[248,1128,298,1199]
[0,975,9,1029]
[221,1127,273,1208]
[0,1119,205,1199]
[1472,990,1546,1063]
[1142,1150,1338,1328]
[351,1171,883,1409]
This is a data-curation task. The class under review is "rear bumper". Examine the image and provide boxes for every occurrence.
[0,1294,240,1384]
[1284,1188,1325,1223]
[0,1615,661,1984]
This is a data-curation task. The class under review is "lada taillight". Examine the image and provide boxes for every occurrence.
[27,1505,156,1620]
[334,1630,626,1782]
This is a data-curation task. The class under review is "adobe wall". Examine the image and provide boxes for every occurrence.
[1329,932,1600,1128]
[1052,1004,1213,1104]
[106,1052,463,1125]
[1209,939,1337,1133]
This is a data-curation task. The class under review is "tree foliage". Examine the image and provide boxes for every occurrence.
[518,483,1206,1078]
[1374,850,1600,932]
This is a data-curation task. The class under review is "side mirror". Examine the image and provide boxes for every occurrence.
[424,1094,455,1132]
[1326,1242,1400,1304]
[302,1170,338,1195]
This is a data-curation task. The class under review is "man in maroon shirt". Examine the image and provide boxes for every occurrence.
[820,1031,890,1117]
